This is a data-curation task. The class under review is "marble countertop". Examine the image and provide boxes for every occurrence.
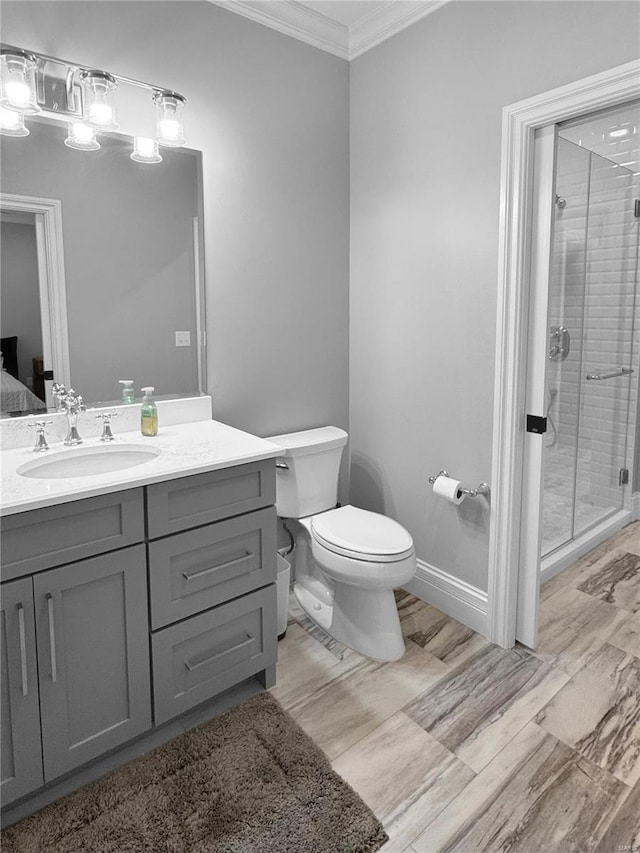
[0,419,281,516]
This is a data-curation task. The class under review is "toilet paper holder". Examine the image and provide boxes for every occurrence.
[428,470,490,498]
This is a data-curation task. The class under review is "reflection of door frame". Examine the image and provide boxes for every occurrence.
[1,193,71,406]
[487,59,640,650]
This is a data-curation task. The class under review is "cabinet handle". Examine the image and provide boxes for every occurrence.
[17,603,28,697]
[46,594,57,683]
[182,551,253,581]
[184,633,255,672]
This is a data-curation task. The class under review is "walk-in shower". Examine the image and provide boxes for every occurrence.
[541,101,640,560]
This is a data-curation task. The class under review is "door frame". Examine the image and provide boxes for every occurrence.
[487,59,640,649]
[0,192,71,405]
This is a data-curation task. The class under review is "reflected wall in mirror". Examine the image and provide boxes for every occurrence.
[0,116,206,418]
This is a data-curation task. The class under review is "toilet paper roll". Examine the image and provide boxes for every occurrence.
[433,475,465,505]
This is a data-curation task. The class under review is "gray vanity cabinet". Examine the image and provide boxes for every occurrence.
[1,578,44,805]
[33,545,151,780]
[1,459,277,818]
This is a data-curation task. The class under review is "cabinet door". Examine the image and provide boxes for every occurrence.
[34,545,151,781]
[1,577,44,805]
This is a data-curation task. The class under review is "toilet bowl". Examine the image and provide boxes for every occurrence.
[267,427,416,661]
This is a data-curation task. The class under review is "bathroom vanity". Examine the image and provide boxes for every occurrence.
[0,412,280,822]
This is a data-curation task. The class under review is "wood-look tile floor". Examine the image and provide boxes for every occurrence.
[270,521,640,853]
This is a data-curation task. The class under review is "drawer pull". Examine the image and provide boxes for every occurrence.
[184,633,256,672]
[182,551,253,582]
[17,603,28,697]
[46,593,58,684]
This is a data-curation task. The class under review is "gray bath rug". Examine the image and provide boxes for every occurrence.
[2,691,387,853]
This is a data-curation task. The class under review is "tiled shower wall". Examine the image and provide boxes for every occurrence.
[544,137,639,552]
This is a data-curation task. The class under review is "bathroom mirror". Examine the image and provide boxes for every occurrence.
[0,116,206,417]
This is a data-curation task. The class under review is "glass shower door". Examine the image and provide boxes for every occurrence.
[541,130,639,558]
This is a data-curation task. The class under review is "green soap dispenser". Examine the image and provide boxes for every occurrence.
[140,386,158,436]
[119,379,135,404]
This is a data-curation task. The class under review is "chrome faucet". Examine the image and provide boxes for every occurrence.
[51,383,68,412]
[28,420,53,452]
[59,388,86,446]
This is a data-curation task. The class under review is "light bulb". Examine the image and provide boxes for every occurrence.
[64,122,100,151]
[0,106,29,136]
[158,118,181,141]
[88,103,113,126]
[131,137,162,164]
[5,79,31,107]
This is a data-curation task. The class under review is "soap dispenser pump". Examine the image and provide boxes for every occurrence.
[119,380,135,404]
[140,387,158,437]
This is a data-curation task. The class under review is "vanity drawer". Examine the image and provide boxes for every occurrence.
[0,490,145,580]
[145,460,275,539]
[148,507,276,629]
[151,585,277,724]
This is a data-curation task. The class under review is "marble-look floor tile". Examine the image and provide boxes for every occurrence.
[287,641,450,761]
[535,585,630,675]
[536,643,640,787]
[332,712,474,853]
[595,781,640,851]
[412,722,629,853]
[270,623,357,711]
[405,644,568,772]
[396,592,489,669]
[577,552,640,613]
[610,611,640,659]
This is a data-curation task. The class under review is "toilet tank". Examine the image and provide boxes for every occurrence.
[266,426,348,518]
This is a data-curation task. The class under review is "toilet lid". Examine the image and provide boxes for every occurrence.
[311,505,414,562]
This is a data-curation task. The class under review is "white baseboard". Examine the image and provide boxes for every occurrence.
[632,492,640,521]
[404,559,489,637]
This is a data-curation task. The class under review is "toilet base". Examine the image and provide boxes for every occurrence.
[293,580,406,662]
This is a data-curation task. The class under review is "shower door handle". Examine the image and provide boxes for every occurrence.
[585,367,634,381]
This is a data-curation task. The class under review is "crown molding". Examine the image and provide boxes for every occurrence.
[349,0,447,59]
[209,1,349,59]
[209,0,448,61]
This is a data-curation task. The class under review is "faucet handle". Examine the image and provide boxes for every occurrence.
[28,420,53,452]
[96,411,118,442]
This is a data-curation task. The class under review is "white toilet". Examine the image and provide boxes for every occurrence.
[267,426,416,661]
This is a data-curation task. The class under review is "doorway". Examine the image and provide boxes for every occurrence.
[487,59,640,650]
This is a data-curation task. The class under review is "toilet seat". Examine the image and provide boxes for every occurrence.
[310,505,414,563]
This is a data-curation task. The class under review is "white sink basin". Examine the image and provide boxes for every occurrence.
[18,444,161,479]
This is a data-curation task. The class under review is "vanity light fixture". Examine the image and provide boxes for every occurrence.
[81,70,119,131]
[64,121,100,151]
[0,105,29,136]
[154,90,187,147]
[131,136,163,164]
[0,42,187,164]
[0,49,40,115]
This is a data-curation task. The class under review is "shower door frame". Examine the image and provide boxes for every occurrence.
[487,59,640,650]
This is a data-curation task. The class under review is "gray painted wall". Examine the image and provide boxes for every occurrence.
[350,0,640,591]
[0,220,42,387]
[1,1,350,441]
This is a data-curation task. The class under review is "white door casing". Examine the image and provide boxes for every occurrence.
[1,193,71,405]
[488,60,640,649]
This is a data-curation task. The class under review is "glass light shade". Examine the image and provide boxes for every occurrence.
[0,106,29,136]
[0,50,40,115]
[81,70,119,131]
[64,122,100,151]
[131,136,162,164]
[154,91,186,147]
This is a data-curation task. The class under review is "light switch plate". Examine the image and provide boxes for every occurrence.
[175,331,191,347]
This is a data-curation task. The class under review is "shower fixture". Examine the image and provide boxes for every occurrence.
[549,325,570,361]
[555,194,567,209]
